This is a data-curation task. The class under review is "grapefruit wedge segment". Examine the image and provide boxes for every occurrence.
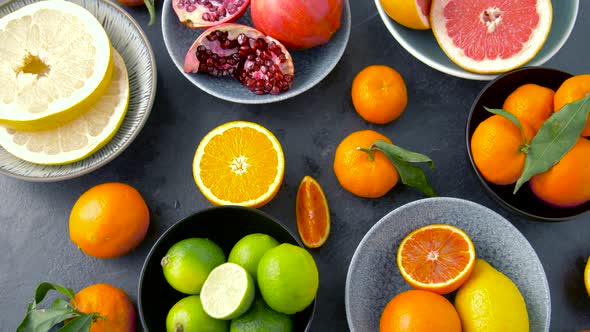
[397,224,476,294]
[430,0,552,74]
[296,176,331,248]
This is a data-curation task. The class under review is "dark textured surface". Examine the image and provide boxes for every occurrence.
[0,1,589,331]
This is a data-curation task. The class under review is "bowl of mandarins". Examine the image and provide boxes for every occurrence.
[466,67,590,221]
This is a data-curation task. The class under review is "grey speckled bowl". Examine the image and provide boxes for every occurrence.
[345,197,550,331]
[161,0,351,104]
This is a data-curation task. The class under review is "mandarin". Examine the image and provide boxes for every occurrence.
[333,130,399,198]
[554,74,590,136]
[74,283,136,332]
[69,182,150,258]
[471,115,534,185]
[380,290,461,332]
[503,83,554,133]
[530,138,590,207]
[351,65,408,124]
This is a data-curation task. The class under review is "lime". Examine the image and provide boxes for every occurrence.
[257,243,319,314]
[166,295,228,332]
[230,296,293,332]
[228,233,279,280]
[161,238,226,294]
[201,263,255,320]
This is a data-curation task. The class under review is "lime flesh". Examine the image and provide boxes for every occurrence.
[201,263,255,320]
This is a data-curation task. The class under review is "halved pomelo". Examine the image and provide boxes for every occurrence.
[431,0,552,74]
[397,224,476,294]
[381,0,431,30]
[0,0,113,131]
[0,49,129,165]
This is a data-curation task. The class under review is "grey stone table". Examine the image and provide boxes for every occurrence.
[1,1,589,331]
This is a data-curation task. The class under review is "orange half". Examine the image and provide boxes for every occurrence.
[397,224,476,294]
[296,176,331,248]
[193,121,285,208]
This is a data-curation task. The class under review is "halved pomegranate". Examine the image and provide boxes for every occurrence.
[184,24,295,95]
[172,0,249,29]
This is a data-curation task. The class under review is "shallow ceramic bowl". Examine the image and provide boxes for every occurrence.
[345,197,550,331]
[0,0,156,182]
[466,67,590,221]
[162,0,351,104]
[374,0,579,80]
[138,206,316,331]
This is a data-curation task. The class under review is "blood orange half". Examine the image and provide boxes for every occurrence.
[296,176,331,248]
[397,224,476,294]
[430,0,552,74]
[381,0,432,30]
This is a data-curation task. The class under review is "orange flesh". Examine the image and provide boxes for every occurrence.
[296,176,330,248]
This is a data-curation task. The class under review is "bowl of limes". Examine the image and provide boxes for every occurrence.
[138,206,318,331]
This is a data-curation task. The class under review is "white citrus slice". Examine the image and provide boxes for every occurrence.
[430,0,552,74]
[0,0,113,130]
[200,263,255,320]
[0,49,129,165]
[381,0,431,30]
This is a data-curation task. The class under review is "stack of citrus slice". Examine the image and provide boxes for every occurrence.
[0,0,130,165]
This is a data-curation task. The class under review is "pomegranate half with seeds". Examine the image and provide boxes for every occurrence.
[172,0,249,29]
[184,24,295,95]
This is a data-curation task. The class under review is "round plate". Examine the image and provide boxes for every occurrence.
[161,0,351,104]
[0,0,156,182]
[345,197,550,331]
[374,0,579,80]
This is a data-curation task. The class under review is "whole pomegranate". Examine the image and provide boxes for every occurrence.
[184,24,295,95]
[251,0,343,49]
[173,0,249,29]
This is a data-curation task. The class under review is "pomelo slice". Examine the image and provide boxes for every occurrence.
[0,0,113,131]
[0,49,129,165]
[380,0,431,30]
[431,0,552,74]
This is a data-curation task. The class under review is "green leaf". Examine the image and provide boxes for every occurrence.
[371,141,438,197]
[514,95,590,193]
[35,282,76,305]
[17,299,79,332]
[484,107,528,143]
[144,0,156,26]
[56,314,93,332]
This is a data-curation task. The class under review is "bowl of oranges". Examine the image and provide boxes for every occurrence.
[466,67,590,221]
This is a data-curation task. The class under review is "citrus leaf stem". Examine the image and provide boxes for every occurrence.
[144,0,156,26]
[485,107,529,145]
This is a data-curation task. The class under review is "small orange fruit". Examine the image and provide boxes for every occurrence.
[380,290,461,332]
[471,114,534,185]
[397,224,476,294]
[554,74,590,136]
[74,283,136,332]
[351,65,408,124]
[503,83,554,133]
[530,138,590,207]
[333,130,399,198]
[69,182,150,258]
[296,176,330,248]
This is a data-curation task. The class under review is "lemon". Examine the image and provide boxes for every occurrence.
[0,0,113,131]
[201,263,255,320]
[455,259,529,332]
[0,49,128,165]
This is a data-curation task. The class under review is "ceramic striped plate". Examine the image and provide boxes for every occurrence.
[0,0,156,181]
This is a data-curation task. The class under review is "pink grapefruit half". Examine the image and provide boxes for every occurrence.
[431,0,552,74]
[381,0,432,30]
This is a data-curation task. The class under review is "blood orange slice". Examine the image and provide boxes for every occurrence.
[381,0,432,30]
[430,0,552,74]
[397,224,476,294]
[296,176,330,248]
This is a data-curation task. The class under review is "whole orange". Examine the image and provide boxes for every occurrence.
[530,138,590,207]
[554,74,590,136]
[351,65,408,124]
[333,130,399,198]
[69,182,150,258]
[380,290,461,332]
[503,83,554,133]
[74,283,136,332]
[471,115,534,185]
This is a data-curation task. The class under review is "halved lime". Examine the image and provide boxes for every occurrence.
[166,295,228,332]
[201,263,255,320]
[228,233,279,280]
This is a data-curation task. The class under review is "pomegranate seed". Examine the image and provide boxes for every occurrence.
[177,2,185,8]
[260,66,268,74]
[203,13,212,22]
[255,90,265,95]
[284,75,293,82]
[237,34,248,45]
[239,45,250,56]
[197,45,206,52]
[271,86,280,95]
[187,5,196,12]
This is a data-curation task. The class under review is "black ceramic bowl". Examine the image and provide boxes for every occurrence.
[138,206,316,331]
[466,67,590,222]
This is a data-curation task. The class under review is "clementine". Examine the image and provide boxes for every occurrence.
[380,290,461,332]
[351,65,408,124]
[333,130,399,198]
[69,182,150,258]
[74,283,136,332]
[503,83,554,133]
[530,137,590,207]
[554,74,590,136]
[471,115,534,185]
